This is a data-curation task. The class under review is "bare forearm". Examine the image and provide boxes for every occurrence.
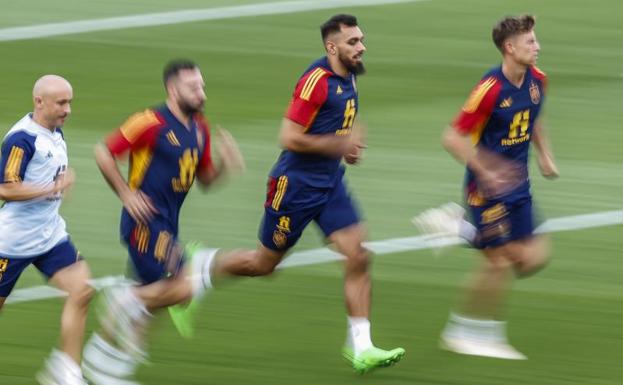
[94,143,131,198]
[442,125,482,171]
[532,121,554,157]
[0,182,53,201]
[279,118,346,157]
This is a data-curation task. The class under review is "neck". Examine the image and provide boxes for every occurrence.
[501,59,528,87]
[327,55,350,78]
[166,100,191,128]
[31,112,55,132]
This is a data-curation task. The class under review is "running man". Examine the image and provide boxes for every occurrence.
[414,14,558,360]
[174,14,405,374]
[0,75,93,385]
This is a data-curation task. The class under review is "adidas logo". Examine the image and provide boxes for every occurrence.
[336,85,343,95]
[499,97,513,108]
[46,151,53,158]
[166,130,181,146]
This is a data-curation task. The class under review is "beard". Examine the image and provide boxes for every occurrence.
[178,99,203,116]
[339,52,366,76]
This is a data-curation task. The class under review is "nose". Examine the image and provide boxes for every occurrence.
[358,41,366,53]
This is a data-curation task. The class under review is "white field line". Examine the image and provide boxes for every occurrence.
[7,209,623,305]
[0,0,425,42]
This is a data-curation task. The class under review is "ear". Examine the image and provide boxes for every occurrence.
[166,81,176,96]
[503,37,516,55]
[325,40,337,56]
[33,96,43,108]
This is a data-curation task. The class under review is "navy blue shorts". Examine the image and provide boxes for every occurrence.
[260,177,360,251]
[122,220,184,285]
[469,197,535,249]
[0,238,81,297]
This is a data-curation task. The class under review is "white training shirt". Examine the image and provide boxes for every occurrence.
[0,113,69,258]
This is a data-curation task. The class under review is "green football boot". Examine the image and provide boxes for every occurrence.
[342,346,406,374]
[168,242,204,339]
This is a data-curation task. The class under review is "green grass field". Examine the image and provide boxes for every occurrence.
[1,0,622,384]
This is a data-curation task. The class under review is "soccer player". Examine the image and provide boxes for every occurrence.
[414,15,558,359]
[82,59,243,385]
[174,14,405,374]
[0,75,94,385]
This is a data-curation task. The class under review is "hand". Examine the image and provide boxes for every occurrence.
[343,122,367,164]
[538,153,559,179]
[52,167,75,195]
[216,127,245,175]
[344,141,366,165]
[471,149,527,199]
[121,189,157,224]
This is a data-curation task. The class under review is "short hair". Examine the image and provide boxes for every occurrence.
[163,59,198,87]
[320,14,358,42]
[492,15,536,52]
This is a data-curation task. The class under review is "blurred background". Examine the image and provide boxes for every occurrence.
[0,0,621,384]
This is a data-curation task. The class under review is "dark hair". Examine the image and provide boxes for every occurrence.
[163,59,198,87]
[320,14,358,42]
[492,15,536,52]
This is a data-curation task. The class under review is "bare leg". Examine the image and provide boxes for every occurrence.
[460,246,514,319]
[49,260,94,364]
[514,235,550,277]
[212,245,284,281]
[134,267,194,312]
[329,224,370,317]
[0,297,6,310]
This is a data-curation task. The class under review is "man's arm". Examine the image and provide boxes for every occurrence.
[94,143,156,223]
[279,118,350,158]
[0,169,74,201]
[531,119,559,179]
[196,129,245,187]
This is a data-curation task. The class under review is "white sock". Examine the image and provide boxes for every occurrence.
[458,220,477,243]
[347,316,373,355]
[51,349,83,377]
[82,333,140,378]
[190,248,218,299]
[124,286,151,321]
[446,312,507,343]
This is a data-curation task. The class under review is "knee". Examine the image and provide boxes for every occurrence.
[513,243,551,278]
[514,254,550,278]
[345,247,371,272]
[247,257,278,276]
[484,254,514,274]
[68,283,95,308]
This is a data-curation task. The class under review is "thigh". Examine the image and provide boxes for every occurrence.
[0,257,33,297]
[316,180,360,238]
[124,221,182,285]
[48,259,91,294]
[327,223,367,259]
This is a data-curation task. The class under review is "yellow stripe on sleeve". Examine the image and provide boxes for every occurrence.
[120,110,161,144]
[300,68,326,101]
[462,77,496,114]
[4,146,24,182]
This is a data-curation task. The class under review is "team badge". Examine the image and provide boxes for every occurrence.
[529,81,540,104]
[0,258,8,283]
[273,230,287,249]
[277,216,291,233]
